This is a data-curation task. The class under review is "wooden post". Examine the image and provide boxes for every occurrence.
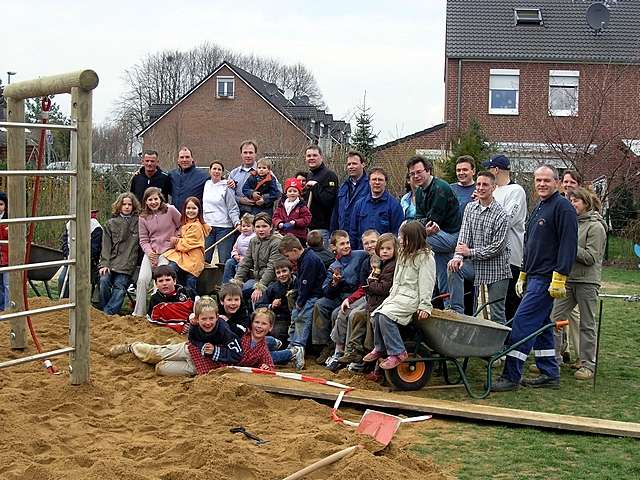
[6,98,27,350]
[3,70,99,101]
[68,87,92,385]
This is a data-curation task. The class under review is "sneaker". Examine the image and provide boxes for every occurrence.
[325,353,343,372]
[379,351,409,370]
[347,361,367,373]
[337,349,363,365]
[315,343,335,365]
[291,346,305,371]
[108,343,131,357]
[570,360,582,370]
[490,376,520,392]
[272,338,283,351]
[521,374,560,389]
[575,367,594,380]
[529,364,541,374]
[362,349,384,362]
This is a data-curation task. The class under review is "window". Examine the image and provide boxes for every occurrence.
[549,70,579,116]
[514,8,543,25]
[489,69,519,115]
[216,76,234,98]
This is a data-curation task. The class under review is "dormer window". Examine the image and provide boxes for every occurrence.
[216,76,234,99]
[514,8,543,25]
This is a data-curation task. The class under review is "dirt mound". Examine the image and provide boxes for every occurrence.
[0,298,448,479]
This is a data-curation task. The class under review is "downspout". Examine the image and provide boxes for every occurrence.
[456,59,462,130]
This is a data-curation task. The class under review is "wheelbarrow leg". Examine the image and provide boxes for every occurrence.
[44,281,53,300]
[29,279,41,297]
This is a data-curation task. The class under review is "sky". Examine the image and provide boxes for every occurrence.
[3,1,447,144]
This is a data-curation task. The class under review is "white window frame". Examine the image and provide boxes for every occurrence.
[548,70,579,117]
[489,69,520,115]
[216,76,235,99]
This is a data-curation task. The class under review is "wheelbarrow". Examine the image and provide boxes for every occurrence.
[27,244,65,299]
[384,308,568,399]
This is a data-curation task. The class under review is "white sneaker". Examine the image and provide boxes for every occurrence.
[291,346,305,370]
[108,343,131,357]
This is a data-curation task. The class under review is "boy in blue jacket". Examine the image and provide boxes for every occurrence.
[313,230,368,364]
[255,259,295,342]
[279,236,326,355]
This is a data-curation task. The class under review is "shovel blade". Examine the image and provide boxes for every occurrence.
[356,409,402,446]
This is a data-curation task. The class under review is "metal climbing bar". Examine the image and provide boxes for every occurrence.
[0,303,76,323]
[0,170,77,177]
[0,347,75,370]
[0,259,75,274]
[0,215,76,224]
[0,121,77,131]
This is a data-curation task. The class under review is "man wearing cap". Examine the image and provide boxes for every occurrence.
[349,167,404,250]
[330,150,369,233]
[484,154,527,320]
[130,149,172,205]
[407,155,463,312]
[169,146,209,210]
[492,165,577,392]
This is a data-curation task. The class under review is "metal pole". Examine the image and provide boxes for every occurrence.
[5,97,27,349]
[593,299,603,390]
[68,86,92,385]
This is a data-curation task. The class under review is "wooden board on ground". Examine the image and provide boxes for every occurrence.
[222,372,640,439]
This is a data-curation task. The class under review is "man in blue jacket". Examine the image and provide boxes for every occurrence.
[492,165,578,392]
[169,146,209,210]
[349,168,404,249]
[330,151,369,233]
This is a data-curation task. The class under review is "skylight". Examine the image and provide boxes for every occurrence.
[514,8,543,25]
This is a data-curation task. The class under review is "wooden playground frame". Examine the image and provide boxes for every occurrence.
[0,70,98,384]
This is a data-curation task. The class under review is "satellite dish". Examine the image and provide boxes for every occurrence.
[283,88,294,101]
[586,2,610,33]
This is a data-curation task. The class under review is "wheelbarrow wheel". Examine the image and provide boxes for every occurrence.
[384,343,433,391]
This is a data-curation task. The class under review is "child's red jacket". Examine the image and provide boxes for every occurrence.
[272,199,312,242]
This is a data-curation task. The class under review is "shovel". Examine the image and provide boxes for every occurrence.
[355,410,403,446]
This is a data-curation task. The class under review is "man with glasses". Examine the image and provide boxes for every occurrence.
[407,155,463,311]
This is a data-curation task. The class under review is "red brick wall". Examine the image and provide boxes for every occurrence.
[141,65,311,177]
[445,59,640,143]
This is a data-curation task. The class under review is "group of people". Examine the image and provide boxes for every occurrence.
[90,139,606,392]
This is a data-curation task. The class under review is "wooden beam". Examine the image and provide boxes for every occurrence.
[225,374,640,439]
[68,87,92,385]
[3,70,99,100]
[5,98,27,349]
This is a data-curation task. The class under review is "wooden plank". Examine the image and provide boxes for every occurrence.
[6,98,27,349]
[223,373,640,439]
[68,87,92,385]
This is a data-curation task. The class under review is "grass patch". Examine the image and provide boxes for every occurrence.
[409,266,640,478]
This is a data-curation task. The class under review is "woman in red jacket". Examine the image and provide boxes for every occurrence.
[272,178,312,246]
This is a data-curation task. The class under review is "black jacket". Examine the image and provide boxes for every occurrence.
[218,299,251,337]
[188,321,242,363]
[256,278,294,317]
[130,166,172,205]
[307,163,338,230]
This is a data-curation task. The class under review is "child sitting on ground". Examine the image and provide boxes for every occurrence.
[222,213,255,283]
[279,236,326,359]
[109,296,242,376]
[314,230,368,365]
[147,265,198,334]
[364,221,436,370]
[326,229,380,371]
[243,308,305,370]
[99,192,141,315]
[255,259,295,342]
[272,177,312,245]
[164,196,211,291]
[307,229,334,269]
[340,233,398,373]
[242,158,279,215]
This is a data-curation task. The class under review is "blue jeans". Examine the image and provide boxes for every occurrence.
[288,298,319,347]
[100,272,132,315]
[205,226,235,264]
[373,313,406,356]
[448,261,475,313]
[312,296,343,345]
[503,276,559,382]
[427,230,458,308]
[0,271,8,310]
[223,257,239,284]
[486,278,510,325]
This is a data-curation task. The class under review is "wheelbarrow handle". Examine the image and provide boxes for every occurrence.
[204,226,239,254]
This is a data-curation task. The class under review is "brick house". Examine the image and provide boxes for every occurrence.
[444,0,640,188]
[138,62,350,178]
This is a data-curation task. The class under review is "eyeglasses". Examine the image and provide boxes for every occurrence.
[409,169,426,177]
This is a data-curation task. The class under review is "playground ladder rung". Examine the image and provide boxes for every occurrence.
[0,121,77,131]
[0,303,76,323]
[0,259,75,274]
[0,170,77,177]
[0,347,75,370]
[0,215,76,225]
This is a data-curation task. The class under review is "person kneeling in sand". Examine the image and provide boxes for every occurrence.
[110,296,242,376]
